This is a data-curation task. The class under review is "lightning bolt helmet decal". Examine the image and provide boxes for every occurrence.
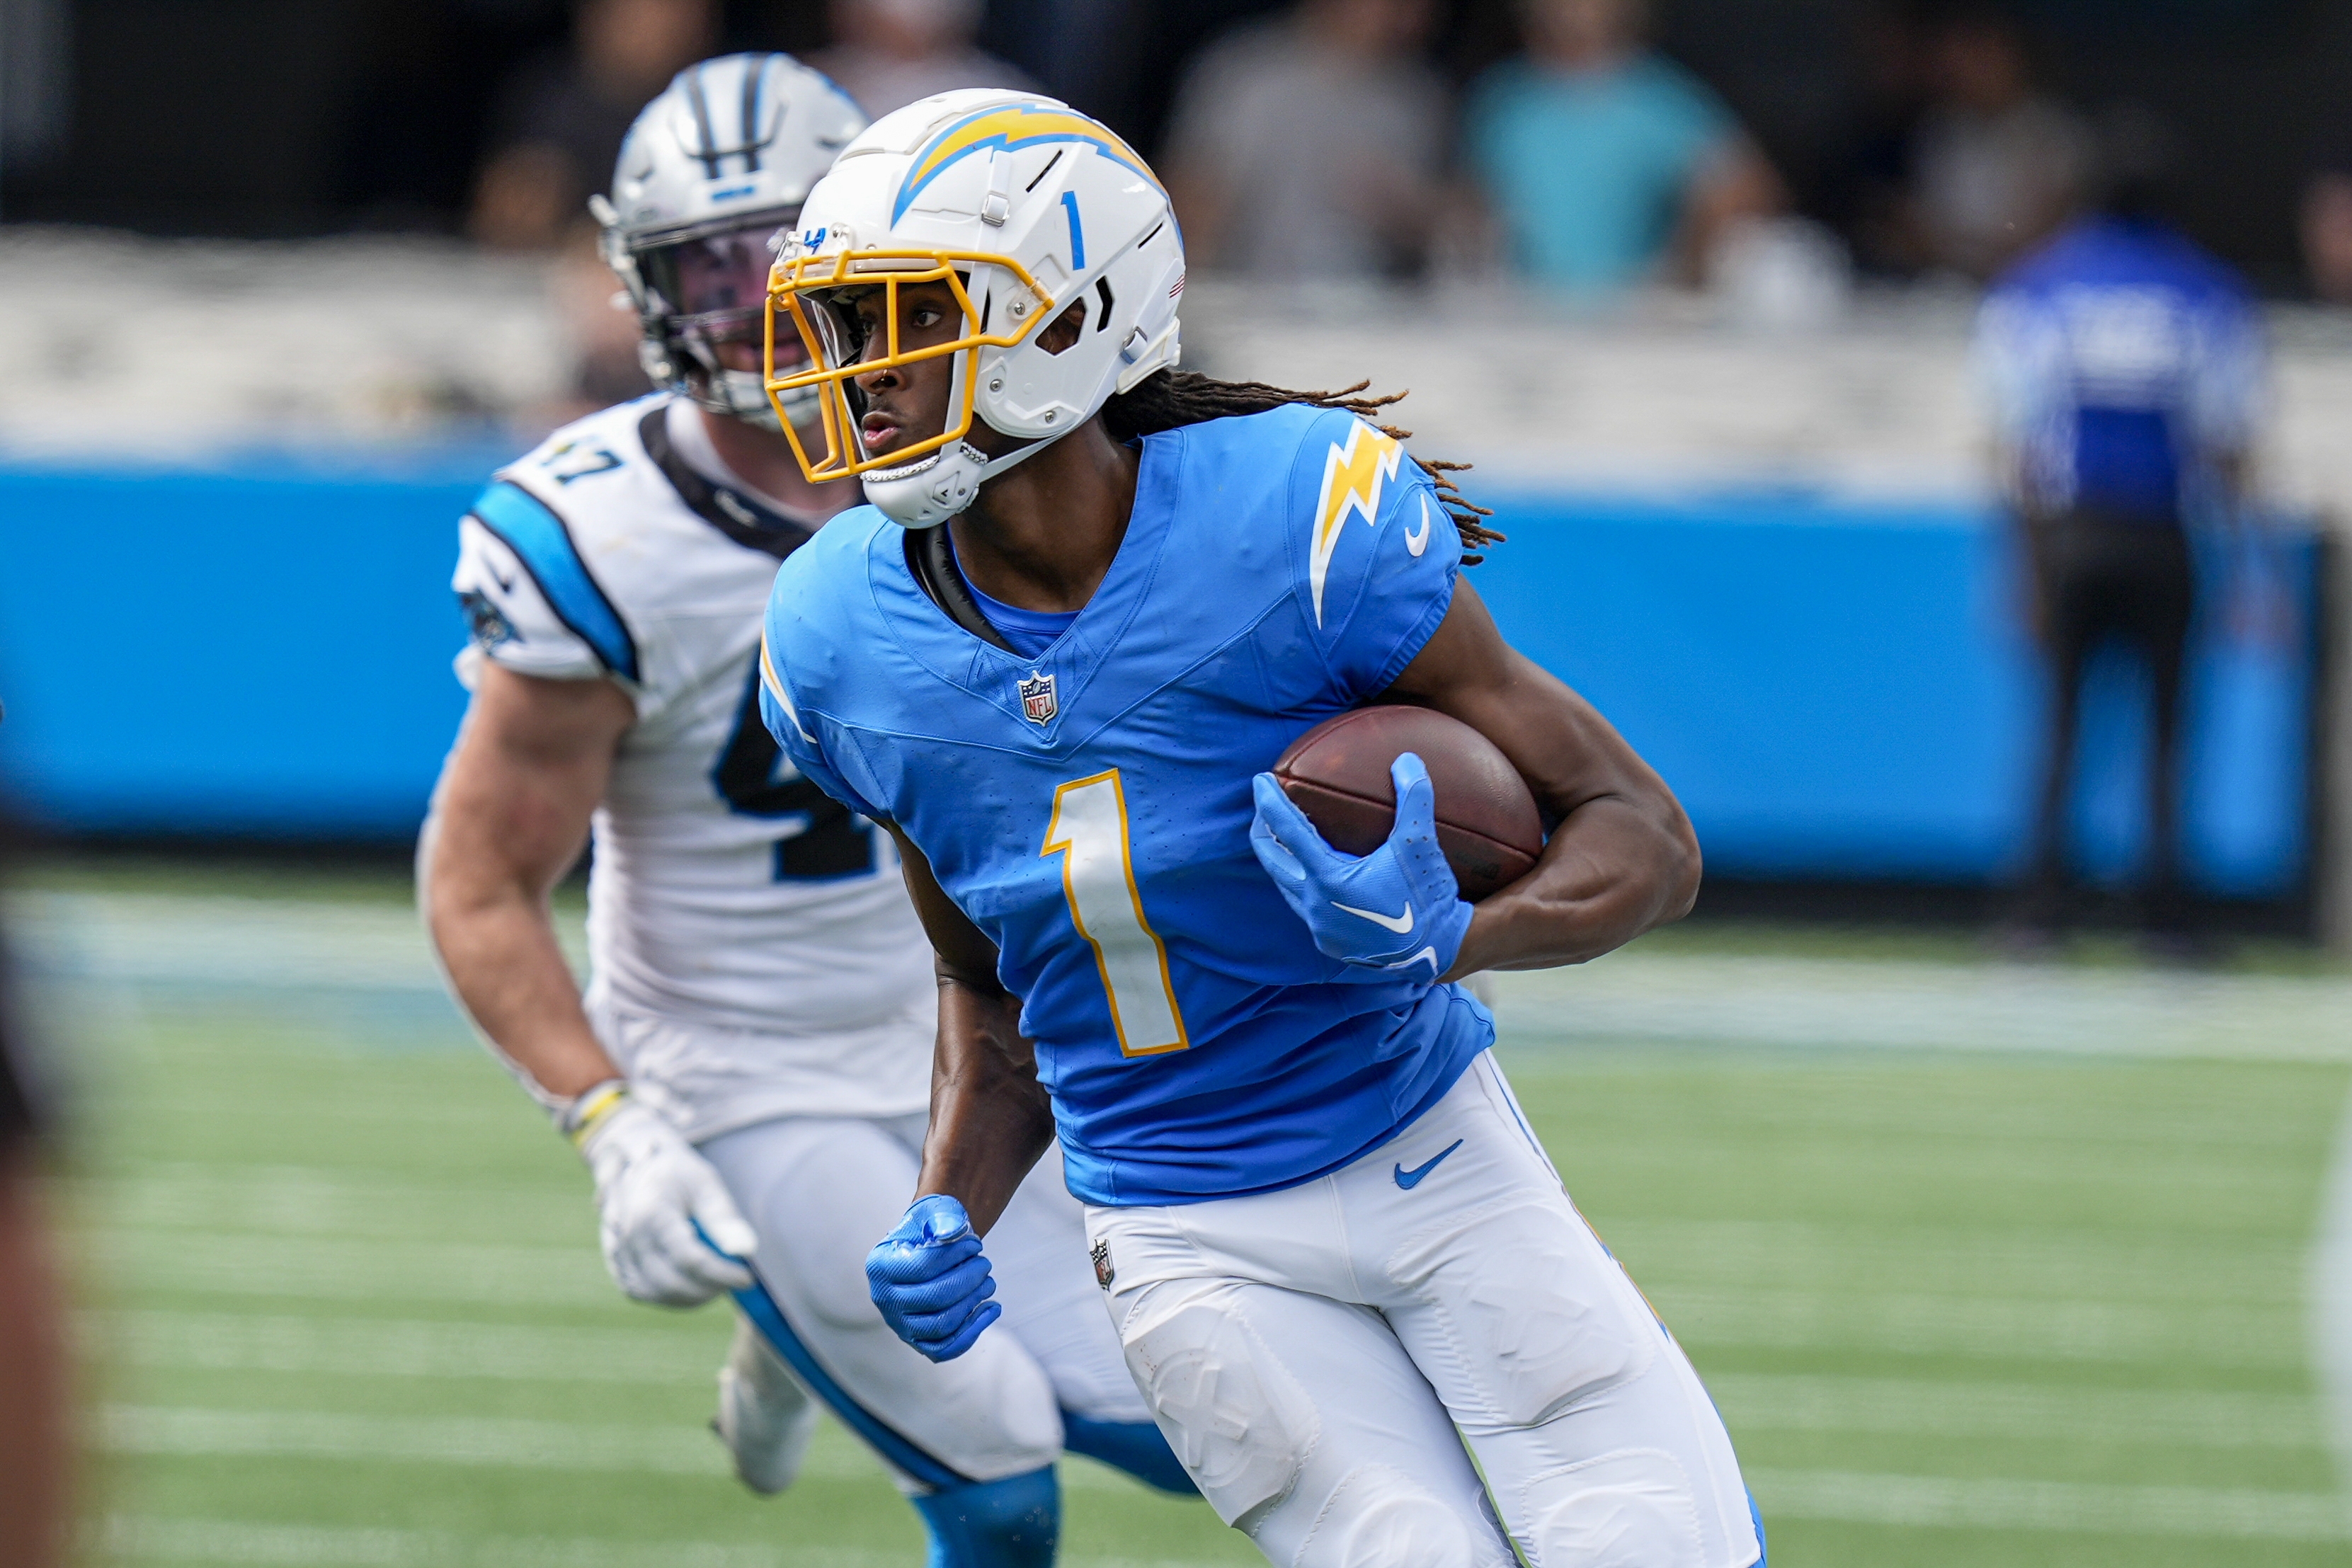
[894,103,1163,224]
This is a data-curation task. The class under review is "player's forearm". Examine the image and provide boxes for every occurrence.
[916,975,1054,1235]
[1446,794,1700,977]
[425,839,617,1103]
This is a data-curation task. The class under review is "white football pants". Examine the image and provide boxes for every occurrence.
[1086,1051,1761,1568]
[700,1111,1152,1492]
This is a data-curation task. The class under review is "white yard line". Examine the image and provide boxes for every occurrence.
[96,1406,1142,1494]
[1747,1467,2352,1541]
[90,1310,713,1385]
[106,1515,791,1568]
[86,1223,2298,1366]
[104,1457,2352,1560]
[1713,1372,2320,1449]
[80,1227,613,1309]
[21,891,2352,1063]
[90,1309,2324,1449]
[81,1164,586,1244]
[1657,1285,2304,1369]
[1492,949,2352,1063]
[1609,1217,2298,1303]
[86,1169,2304,1305]
[103,1515,1224,1568]
[20,893,457,995]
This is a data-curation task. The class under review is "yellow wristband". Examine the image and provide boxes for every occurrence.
[564,1082,629,1150]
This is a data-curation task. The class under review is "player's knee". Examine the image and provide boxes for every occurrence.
[910,1465,1059,1568]
[1393,1200,1655,1429]
[1294,1465,1483,1568]
[1521,1450,1706,1568]
[1122,1293,1319,1526]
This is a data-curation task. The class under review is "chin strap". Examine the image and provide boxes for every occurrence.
[864,425,1056,529]
[905,526,1017,651]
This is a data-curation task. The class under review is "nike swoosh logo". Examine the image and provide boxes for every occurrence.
[1332,900,1413,934]
[1405,495,1431,557]
[489,562,516,593]
[1394,1138,1464,1189]
[1384,945,1441,978]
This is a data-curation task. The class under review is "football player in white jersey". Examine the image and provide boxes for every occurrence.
[419,53,1190,1564]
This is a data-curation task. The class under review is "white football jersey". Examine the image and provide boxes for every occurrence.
[452,394,933,1138]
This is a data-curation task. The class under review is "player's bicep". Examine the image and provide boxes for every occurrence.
[437,663,634,897]
[1383,580,1677,825]
[882,824,1005,994]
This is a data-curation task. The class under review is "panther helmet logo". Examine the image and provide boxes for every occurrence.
[1090,1237,1114,1289]
[459,588,516,649]
[1020,671,1057,725]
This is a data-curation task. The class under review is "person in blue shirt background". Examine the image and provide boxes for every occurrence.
[1975,134,2267,946]
[1464,0,1783,292]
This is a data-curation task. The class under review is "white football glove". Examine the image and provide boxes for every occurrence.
[568,1085,759,1307]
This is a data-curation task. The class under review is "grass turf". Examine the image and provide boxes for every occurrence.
[25,871,2352,1566]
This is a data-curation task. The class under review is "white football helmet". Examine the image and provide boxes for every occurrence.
[593,53,868,427]
[765,91,1185,527]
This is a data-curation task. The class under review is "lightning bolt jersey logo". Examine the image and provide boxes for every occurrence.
[1308,423,1403,627]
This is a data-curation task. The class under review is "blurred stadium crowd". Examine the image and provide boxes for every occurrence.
[8,0,2352,296]
[1,0,2350,456]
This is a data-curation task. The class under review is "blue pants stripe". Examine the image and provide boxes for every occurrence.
[730,1265,974,1492]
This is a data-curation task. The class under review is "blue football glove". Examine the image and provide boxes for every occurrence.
[1250,751,1473,981]
[866,1194,1000,1363]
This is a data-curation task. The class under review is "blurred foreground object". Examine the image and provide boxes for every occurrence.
[811,0,1032,120]
[1163,0,1448,280]
[1464,0,1783,292]
[0,858,67,1568]
[469,0,718,251]
[1975,161,2266,946]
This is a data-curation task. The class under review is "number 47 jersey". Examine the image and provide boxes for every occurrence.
[451,394,934,1140]
[760,404,1498,1208]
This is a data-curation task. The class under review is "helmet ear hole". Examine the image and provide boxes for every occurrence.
[1038,299,1087,357]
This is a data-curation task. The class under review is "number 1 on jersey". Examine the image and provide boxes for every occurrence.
[1042,769,1188,1057]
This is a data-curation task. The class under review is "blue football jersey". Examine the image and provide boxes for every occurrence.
[1976,216,2264,521]
[759,404,1496,1206]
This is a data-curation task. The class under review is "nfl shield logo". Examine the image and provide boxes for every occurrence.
[1090,1237,1114,1289]
[1019,670,1057,725]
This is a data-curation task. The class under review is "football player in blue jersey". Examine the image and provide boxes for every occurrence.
[756,91,1763,1568]
[424,56,1192,1568]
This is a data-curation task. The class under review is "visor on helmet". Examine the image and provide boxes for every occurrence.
[639,222,809,373]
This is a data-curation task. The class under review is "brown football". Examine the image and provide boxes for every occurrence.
[1272,706,1545,902]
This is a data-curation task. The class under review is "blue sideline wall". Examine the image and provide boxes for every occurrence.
[0,462,2318,896]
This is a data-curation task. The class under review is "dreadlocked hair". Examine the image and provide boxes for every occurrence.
[1100,371,1502,562]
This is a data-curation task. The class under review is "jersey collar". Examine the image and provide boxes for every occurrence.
[872,433,1180,740]
[636,403,817,561]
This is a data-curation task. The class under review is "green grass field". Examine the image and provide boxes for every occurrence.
[20,862,2352,1566]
